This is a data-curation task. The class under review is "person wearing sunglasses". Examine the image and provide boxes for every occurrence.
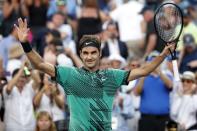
[170,71,197,131]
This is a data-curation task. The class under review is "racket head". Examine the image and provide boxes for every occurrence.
[154,2,183,43]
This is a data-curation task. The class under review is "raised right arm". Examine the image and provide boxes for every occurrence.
[26,50,55,77]
[15,18,55,77]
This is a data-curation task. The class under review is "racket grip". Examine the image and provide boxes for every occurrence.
[172,60,180,81]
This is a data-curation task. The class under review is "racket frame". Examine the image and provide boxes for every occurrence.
[154,2,184,81]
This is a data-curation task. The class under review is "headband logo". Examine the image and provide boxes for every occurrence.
[85,42,92,46]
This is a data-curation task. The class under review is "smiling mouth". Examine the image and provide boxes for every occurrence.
[87,62,93,64]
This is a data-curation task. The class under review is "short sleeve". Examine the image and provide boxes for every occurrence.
[3,85,13,99]
[110,8,120,21]
[55,66,73,87]
[111,69,130,87]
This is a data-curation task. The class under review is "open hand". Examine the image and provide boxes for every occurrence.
[14,18,29,42]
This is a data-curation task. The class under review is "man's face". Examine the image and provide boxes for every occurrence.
[143,10,153,22]
[182,78,195,93]
[80,46,101,70]
[111,60,121,69]
[16,74,27,88]
[183,17,190,26]
[107,25,118,39]
[52,14,64,27]
[100,58,111,69]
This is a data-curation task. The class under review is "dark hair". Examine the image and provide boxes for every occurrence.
[49,38,63,46]
[47,29,61,38]
[79,35,101,51]
[12,68,20,78]
[83,0,98,9]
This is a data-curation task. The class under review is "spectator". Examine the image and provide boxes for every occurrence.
[170,71,197,130]
[34,74,66,131]
[43,39,59,66]
[112,89,134,131]
[123,57,141,131]
[47,0,78,34]
[35,111,57,131]
[0,0,26,37]
[108,54,126,69]
[43,38,82,68]
[38,29,61,57]
[0,24,21,68]
[3,64,39,131]
[134,51,173,131]
[23,0,49,34]
[57,47,83,68]
[47,0,77,19]
[76,0,108,54]
[110,0,144,58]
[52,0,67,17]
[102,20,128,59]
[48,12,75,53]
[139,5,165,57]
[109,52,134,131]
[165,120,178,131]
[179,34,197,73]
[177,7,197,51]
[99,57,111,70]
[145,0,161,10]
[6,44,24,81]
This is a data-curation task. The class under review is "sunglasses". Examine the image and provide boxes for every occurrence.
[181,79,194,83]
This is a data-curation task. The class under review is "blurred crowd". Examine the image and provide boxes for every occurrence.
[0,0,197,131]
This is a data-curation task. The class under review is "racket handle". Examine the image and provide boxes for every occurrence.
[172,60,180,81]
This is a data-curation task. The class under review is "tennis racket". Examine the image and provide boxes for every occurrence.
[154,2,183,81]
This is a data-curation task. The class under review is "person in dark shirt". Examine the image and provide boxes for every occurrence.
[102,20,128,59]
[140,5,165,57]
[180,34,197,73]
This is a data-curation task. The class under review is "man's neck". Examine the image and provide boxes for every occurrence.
[83,66,100,72]
[17,86,23,93]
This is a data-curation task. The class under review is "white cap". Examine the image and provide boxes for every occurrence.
[181,71,196,82]
[108,54,126,64]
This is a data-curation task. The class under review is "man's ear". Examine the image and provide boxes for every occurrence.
[80,50,82,58]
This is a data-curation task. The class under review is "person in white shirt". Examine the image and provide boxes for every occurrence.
[112,90,134,131]
[34,74,66,131]
[110,0,144,58]
[170,71,197,130]
[3,63,38,131]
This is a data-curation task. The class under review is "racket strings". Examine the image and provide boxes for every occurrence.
[155,4,182,42]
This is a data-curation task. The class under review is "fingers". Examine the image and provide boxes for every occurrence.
[18,18,23,29]
[17,17,27,29]
[24,18,27,29]
[14,24,19,31]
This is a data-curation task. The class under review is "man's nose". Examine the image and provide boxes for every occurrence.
[87,54,92,59]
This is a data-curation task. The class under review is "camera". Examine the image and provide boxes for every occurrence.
[24,66,31,76]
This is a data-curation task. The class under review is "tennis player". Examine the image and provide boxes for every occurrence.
[15,18,175,130]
